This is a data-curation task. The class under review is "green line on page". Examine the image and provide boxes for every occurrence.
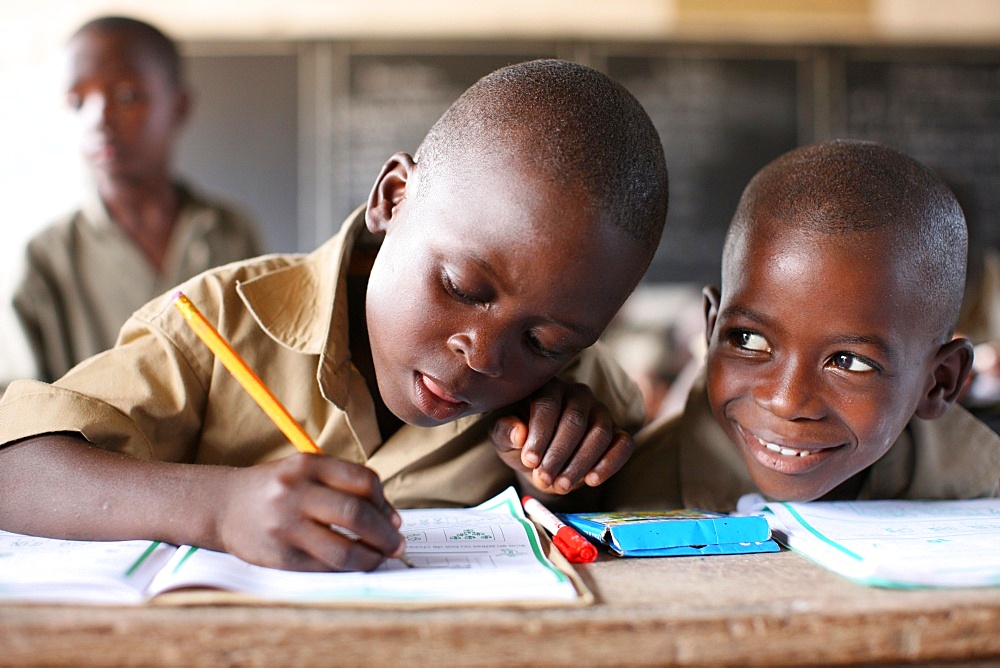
[124,541,162,577]
[173,546,200,573]
[778,503,863,561]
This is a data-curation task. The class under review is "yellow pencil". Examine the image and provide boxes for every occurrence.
[171,290,322,454]
[171,290,415,567]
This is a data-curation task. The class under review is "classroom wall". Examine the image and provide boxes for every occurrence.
[177,40,1000,290]
[2,0,999,283]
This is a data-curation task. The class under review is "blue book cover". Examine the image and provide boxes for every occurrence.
[605,540,779,558]
[560,510,777,557]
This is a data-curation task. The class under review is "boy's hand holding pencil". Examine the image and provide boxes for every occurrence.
[213,453,407,572]
[172,292,409,572]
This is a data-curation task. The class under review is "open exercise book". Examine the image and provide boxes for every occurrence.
[0,487,590,607]
[759,497,1000,589]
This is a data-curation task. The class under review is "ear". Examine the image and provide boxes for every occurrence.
[366,152,415,235]
[914,337,974,420]
[702,285,721,348]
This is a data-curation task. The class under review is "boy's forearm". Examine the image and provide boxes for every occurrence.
[0,434,227,549]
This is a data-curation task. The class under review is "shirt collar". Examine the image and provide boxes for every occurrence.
[678,372,761,511]
[235,205,372,407]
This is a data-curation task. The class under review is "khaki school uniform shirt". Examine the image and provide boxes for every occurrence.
[605,371,1000,512]
[0,207,644,509]
[6,183,264,384]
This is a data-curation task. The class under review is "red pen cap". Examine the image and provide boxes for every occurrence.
[553,526,598,563]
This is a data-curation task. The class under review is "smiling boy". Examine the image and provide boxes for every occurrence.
[607,139,1000,512]
[0,59,668,571]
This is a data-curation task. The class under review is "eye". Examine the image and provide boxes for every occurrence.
[828,352,877,373]
[729,330,770,353]
[441,270,482,306]
[525,331,563,361]
[114,85,141,105]
[66,92,82,111]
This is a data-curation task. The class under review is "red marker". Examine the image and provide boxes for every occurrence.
[522,496,598,563]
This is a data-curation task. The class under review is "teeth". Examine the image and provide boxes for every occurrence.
[760,439,815,457]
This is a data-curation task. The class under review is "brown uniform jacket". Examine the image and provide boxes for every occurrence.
[6,183,264,384]
[605,372,1000,512]
[0,208,644,509]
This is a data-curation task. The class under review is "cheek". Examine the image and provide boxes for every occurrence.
[840,389,911,459]
[369,278,431,342]
[705,352,743,405]
[367,258,409,341]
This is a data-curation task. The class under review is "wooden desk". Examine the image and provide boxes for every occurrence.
[2,549,998,666]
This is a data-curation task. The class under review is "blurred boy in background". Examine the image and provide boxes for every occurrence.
[2,16,263,386]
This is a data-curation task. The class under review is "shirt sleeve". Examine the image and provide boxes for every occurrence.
[0,294,207,464]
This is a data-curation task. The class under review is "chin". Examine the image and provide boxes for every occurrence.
[382,392,452,429]
[749,471,833,504]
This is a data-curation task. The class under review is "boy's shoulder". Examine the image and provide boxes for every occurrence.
[888,403,1000,499]
[23,209,85,259]
[137,214,358,327]
[128,225,359,365]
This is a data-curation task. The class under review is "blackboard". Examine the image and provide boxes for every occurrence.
[607,55,800,285]
[840,55,1000,255]
[336,51,800,287]
[177,43,1000,289]
[178,54,299,253]
[340,52,555,221]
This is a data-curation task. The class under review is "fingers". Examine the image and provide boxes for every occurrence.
[280,520,392,573]
[296,471,406,564]
[229,454,405,572]
[519,383,565,469]
[536,418,617,493]
[581,430,635,486]
[520,382,635,494]
[309,455,401,529]
[531,383,603,490]
[490,415,529,454]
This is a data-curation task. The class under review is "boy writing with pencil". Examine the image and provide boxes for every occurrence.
[0,60,668,572]
[606,139,1000,512]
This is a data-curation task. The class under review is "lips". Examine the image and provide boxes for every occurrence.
[412,372,469,423]
[85,141,125,169]
[735,424,844,475]
[421,375,463,404]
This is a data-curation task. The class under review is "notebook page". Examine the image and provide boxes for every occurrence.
[766,498,1000,588]
[147,486,581,604]
[0,531,176,604]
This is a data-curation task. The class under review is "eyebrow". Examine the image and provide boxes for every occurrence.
[721,305,896,359]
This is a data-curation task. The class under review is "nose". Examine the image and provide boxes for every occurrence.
[752,356,826,421]
[78,93,113,131]
[448,329,503,378]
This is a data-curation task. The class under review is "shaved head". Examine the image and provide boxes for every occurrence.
[724,139,967,339]
[415,59,668,254]
[72,16,183,89]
